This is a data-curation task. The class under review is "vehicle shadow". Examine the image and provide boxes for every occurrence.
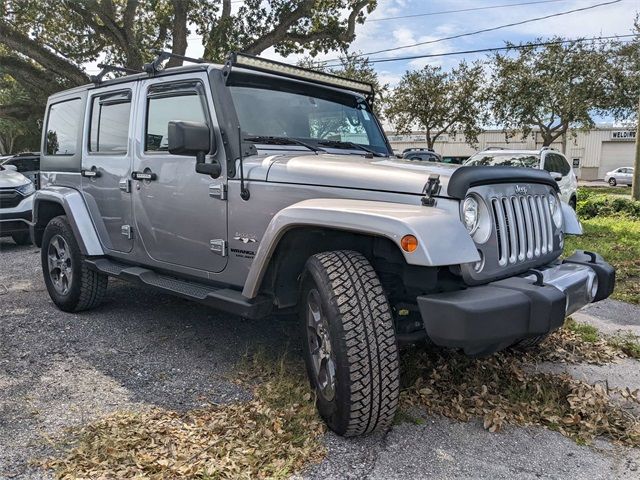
[0,238,35,253]
[61,278,302,411]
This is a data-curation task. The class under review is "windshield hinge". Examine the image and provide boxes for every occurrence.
[421,174,441,207]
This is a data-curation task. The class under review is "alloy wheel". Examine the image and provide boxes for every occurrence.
[47,234,73,295]
[306,288,336,401]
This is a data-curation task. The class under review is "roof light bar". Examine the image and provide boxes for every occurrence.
[224,52,375,101]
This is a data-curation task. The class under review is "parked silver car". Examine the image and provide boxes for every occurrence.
[604,167,634,186]
[32,52,615,437]
[0,163,35,244]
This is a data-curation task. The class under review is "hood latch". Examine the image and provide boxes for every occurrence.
[421,174,441,207]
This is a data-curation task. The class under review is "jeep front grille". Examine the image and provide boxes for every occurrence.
[490,194,554,267]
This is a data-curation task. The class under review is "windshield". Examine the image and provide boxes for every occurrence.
[464,152,540,168]
[229,85,390,155]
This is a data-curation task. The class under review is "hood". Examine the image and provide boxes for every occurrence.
[0,168,30,187]
[264,153,460,196]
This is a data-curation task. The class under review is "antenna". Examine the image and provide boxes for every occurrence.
[237,126,250,201]
[90,63,142,84]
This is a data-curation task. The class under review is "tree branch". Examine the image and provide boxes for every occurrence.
[242,0,316,55]
[0,19,87,85]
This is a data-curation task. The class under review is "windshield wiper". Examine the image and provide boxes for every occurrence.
[317,140,385,157]
[244,135,325,153]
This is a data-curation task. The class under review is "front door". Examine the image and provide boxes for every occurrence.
[81,87,135,253]
[132,75,228,273]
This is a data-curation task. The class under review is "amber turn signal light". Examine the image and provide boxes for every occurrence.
[400,235,418,253]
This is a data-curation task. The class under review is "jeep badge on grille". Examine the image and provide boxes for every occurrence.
[515,185,528,195]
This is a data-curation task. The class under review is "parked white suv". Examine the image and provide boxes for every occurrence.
[464,147,578,209]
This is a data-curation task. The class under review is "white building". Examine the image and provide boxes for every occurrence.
[386,127,637,180]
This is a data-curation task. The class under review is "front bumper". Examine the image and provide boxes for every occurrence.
[417,251,615,356]
[0,195,33,236]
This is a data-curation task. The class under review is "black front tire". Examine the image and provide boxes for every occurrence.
[41,215,108,312]
[11,232,31,245]
[300,250,400,437]
[609,178,617,186]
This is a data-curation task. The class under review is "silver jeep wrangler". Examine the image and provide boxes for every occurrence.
[32,52,615,437]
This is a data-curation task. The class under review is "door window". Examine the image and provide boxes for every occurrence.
[544,154,570,176]
[145,84,209,152]
[89,91,132,154]
[45,98,82,155]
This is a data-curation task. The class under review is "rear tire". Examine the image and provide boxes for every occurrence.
[608,178,617,186]
[11,232,31,245]
[41,215,108,312]
[300,250,400,437]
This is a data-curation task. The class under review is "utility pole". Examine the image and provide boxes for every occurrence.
[634,96,640,200]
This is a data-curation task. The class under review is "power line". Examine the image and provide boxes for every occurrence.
[323,34,636,67]
[367,0,571,22]
[324,0,623,61]
[184,0,573,42]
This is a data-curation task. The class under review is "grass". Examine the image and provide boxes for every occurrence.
[579,185,632,198]
[564,210,640,305]
[564,318,600,343]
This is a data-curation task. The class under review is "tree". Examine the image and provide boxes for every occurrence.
[385,61,487,149]
[489,38,611,152]
[0,75,40,153]
[298,53,388,116]
[0,1,376,100]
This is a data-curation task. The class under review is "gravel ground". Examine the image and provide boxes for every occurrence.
[1,238,640,479]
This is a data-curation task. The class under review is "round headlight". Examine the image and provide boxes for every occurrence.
[548,194,563,228]
[462,196,479,234]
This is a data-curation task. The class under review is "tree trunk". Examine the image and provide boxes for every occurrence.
[167,0,189,67]
[632,97,640,201]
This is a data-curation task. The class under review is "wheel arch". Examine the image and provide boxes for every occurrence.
[242,198,480,301]
[33,187,103,255]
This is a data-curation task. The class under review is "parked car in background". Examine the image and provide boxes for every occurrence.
[0,163,35,244]
[604,167,634,186]
[402,148,442,162]
[464,147,578,209]
[1,152,41,188]
[442,155,467,165]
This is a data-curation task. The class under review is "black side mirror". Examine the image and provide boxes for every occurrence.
[168,120,212,155]
[168,120,220,178]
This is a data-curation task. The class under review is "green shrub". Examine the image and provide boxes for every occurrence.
[577,194,640,220]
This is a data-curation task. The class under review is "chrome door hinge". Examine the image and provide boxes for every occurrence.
[121,225,133,239]
[209,183,227,200]
[209,239,227,257]
[119,178,131,193]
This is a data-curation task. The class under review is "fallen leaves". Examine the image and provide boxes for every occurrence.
[401,346,640,446]
[41,353,325,479]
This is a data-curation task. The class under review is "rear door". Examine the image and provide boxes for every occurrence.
[81,86,136,253]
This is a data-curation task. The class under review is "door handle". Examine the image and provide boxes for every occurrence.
[132,171,157,181]
[81,166,101,178]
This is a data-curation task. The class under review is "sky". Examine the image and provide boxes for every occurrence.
[181,0,638,88]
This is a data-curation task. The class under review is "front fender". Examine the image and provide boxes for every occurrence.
[242,198,480,298]
[562,202,582,235]
[33,187,104,256]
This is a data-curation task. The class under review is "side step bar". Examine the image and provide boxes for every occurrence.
[85,258,273,319]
